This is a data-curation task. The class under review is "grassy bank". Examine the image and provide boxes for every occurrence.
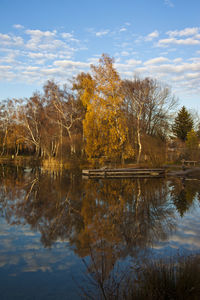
[0,155,88,171]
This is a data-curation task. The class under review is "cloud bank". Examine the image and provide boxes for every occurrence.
[0,25,200,103]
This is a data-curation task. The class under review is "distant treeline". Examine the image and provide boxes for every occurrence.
[0,54,199,165]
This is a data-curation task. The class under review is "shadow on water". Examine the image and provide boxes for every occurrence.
[0,165,200,299]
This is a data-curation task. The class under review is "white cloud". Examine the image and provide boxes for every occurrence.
[26,66,40,71]
[53,60,89,69]
[13,36,24,46]
[0,24,200,105]
[145,30,159,41]
[0,52,17,64]
[39,40,69,50]
[25,29,57,38]
[114,59,142,76]
[167,27,199,37]
[0,65,12,70]
[40,68,61,75]
[0,33,23,47]
[157,37,200,46]
[186,72,200,79]
[87,57,99,64]
[0,33,11,41]
[13,24,24,29]
[96,30,109,37]
[28,52,58,60]
[121,51,129,56]
[24,29,77,58]
[125,59,142,65]
[61,32,79,43]
[164,0,174,8]
[188,57,200,63]
[173,58,183,63]
[0,26,90,85]
[0,65,15,81]
[132,58,200,98]
[25,29,58,50]
[61,32,73,39]
[119,28,127,33]
[141,61,200,75]
[144,57,169,65]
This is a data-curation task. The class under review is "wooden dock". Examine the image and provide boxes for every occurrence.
[82,168,166,179]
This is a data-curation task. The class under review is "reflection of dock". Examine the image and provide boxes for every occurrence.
[82,168,166,179]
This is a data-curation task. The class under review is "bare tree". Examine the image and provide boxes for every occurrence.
[122,77,177,163]
[16,93,47,157]
[44,80,84,157]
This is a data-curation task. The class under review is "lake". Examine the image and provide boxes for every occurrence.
[0,165,200,299]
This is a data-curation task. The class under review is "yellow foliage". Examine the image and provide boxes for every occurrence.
[78,54,134,162]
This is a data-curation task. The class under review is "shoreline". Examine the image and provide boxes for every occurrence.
[1,156,200,178]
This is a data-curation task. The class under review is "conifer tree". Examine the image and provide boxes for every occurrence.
[172,106,193,141]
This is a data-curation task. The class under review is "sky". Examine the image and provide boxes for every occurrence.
[0,0,200,111]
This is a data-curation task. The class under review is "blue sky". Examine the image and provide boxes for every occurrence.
[0,0,200,111]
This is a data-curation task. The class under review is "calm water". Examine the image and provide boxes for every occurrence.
[0,165,200,299]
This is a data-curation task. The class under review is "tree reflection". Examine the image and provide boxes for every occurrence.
[170,178,200,217]
[0,166,83,247]
[71,178,176,280]
[1,166,200,284]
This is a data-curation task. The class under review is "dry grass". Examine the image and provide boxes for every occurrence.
[130,255,200,300]
[81,254,200,300]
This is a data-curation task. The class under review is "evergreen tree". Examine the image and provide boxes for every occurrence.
[172,106,193,141]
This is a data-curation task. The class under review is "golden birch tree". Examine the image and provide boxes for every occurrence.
[75,54,134,163]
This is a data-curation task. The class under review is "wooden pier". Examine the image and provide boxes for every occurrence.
[82,168,166,179]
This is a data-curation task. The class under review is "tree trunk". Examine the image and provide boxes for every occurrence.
[15,143,19,156]
[1,128,8,156]
[136,114,142,164]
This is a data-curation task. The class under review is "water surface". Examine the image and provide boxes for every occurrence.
[0,166,200,299]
